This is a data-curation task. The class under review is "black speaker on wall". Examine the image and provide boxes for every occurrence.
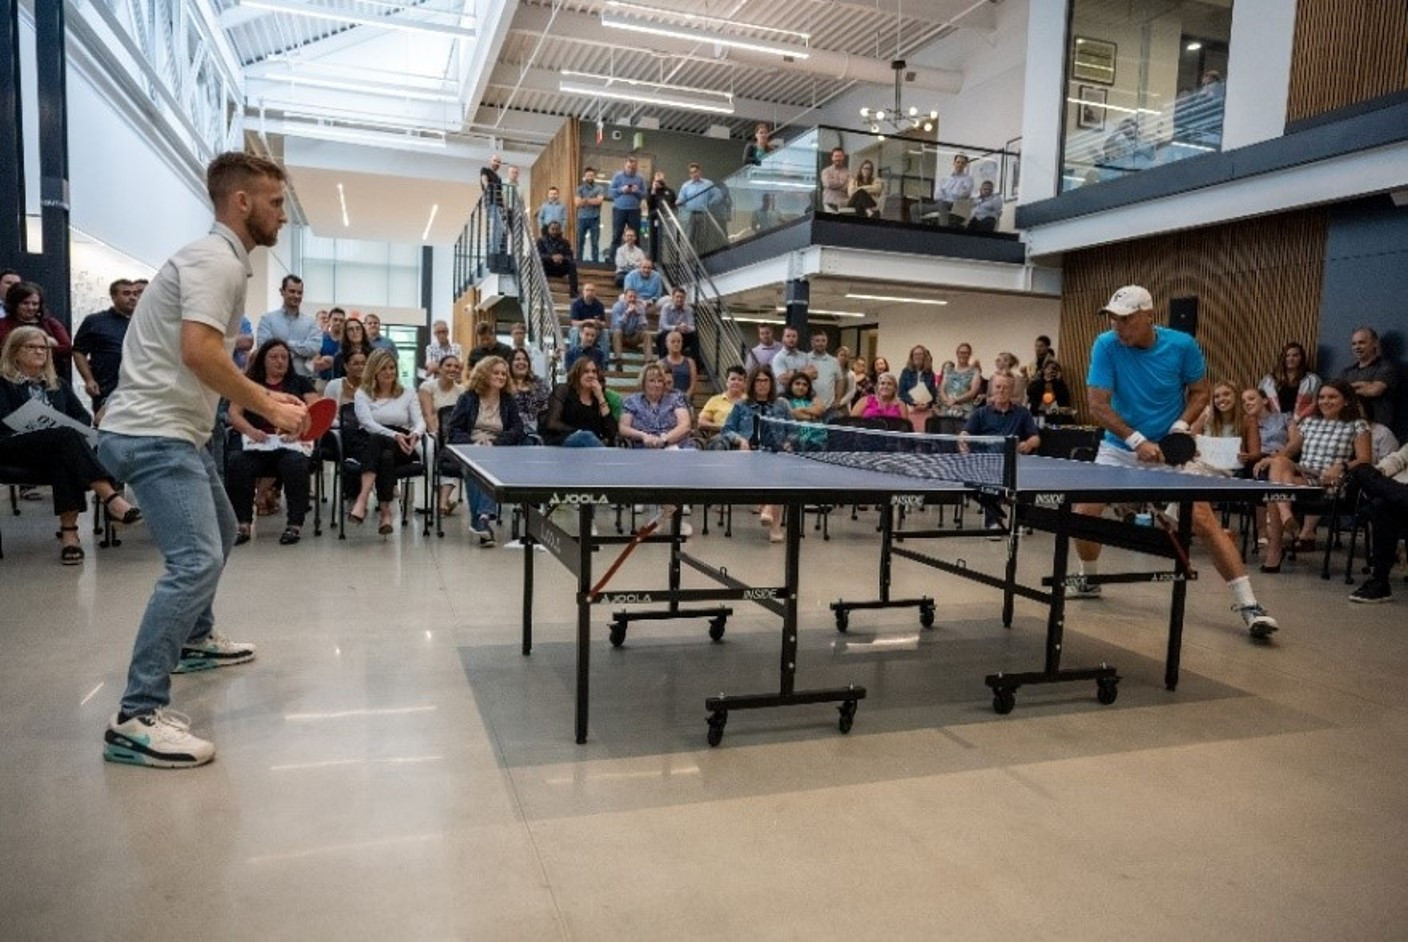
[1169,296,1198,336]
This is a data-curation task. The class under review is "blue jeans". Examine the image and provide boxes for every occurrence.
[98,432,237,716]
[577,218,600,263]
[562,430,606,447]
[464,474,498,520]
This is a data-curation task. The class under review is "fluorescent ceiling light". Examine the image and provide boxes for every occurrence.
[559,79,734,115]
[775,306,866,317]
[845,293,948,305]
[281,121,449,151]
[560,70,729,102]
[1185,41,1202,51]
[726,315,787,325]
[336,182,349,227]
[600,6,809,59]
[421,203,439,241]
[240,0,477,38]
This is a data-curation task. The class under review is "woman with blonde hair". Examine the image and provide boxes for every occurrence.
[350,347,425,533]
[0,326,140,563]
[447,355,524,544]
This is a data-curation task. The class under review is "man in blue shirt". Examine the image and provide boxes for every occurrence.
[608,155,647,262]
[675,162,721,247]
[364,312,398,353]
[622,258,664,304]
[574,167,604,262]
[962,372,1040,532]
[566,322,607,372]
[256,274,324,377]
[569,281,609,353]
[73,278,139,411]
[1071,285,1278,640]
[610,288,650,371]
[536,186,567,236]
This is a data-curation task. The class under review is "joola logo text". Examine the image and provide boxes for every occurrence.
[551,492,611,505]
[603,593,652,604]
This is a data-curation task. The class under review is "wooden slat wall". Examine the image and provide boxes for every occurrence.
[528,119,581,243]
[1286,0,1408,122]
[1057,209,1328,420]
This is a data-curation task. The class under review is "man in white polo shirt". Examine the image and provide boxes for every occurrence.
[98,152,309,769]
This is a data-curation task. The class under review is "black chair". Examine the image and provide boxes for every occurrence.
[431,405,461,539]
[2,460,120,560]
[332,402,428,538]
[221,423,326,539]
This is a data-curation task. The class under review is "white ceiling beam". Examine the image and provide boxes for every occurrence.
[510,7,963,93]
[237,0,478,39]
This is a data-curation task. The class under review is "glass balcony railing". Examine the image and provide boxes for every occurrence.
[670,124,1021,255]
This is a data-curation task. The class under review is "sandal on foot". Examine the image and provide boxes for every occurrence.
[102,492,143,525]
[440,499,458,517]
[378,522,394,536]
[278,526,301,545]
[59,525,84,565]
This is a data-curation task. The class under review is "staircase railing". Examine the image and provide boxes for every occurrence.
[652,200,748,385]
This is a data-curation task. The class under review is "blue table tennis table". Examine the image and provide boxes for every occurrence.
[450,445,1312,745]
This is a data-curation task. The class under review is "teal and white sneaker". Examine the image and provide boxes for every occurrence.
[104,709,215,768]
[172,632,256,673]
[1237,604,1279,639]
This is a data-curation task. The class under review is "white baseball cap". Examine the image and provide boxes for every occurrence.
[1099,285,1154,317]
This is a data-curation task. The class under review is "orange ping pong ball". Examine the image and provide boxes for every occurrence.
[1042,391,1055,404]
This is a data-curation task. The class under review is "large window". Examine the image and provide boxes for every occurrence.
[1060,0,1233,192]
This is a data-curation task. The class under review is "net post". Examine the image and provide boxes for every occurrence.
[1003,435,1018,495]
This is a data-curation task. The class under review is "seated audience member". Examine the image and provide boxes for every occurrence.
[1258,341,1321,422]
[0,281,74,380]
[447,356,524,545]
[1027,360,1073,416]
[569,282,609,353]
[720,367,790,542]
[623,258,665,304]
[424,319,461,376]
[467,320,514,368]
[0,326,141,564]
[1343,326,1398,432]
[333,316,373,378]
[962,372,1040,531]
[537,220,580,298]
[541,357,617,447]
[898,344,939,418]
[610,290,651,370]
[846,160,883,217]
[224,339,321,546]
[849,355,872,405]
[620,364,694,450]
[784,373,825,421]
[507,347,552,437]
[938,343,982,417]
[567,322,608,372]
[613,228,646,288]
[419,354,464,516]
[746,323,784,371]
[1346,440,1408,603]
[967,180,1003,232]
[72,278,139,413]
[1241,387,1292,547]
[819,148,850,212]
[1255,380,1372,571]
[350,348,426,535]
[658,330,698,399]
[1190,380,1258,475]
[911,153,974,226]
[509,321,551,379]
[655,287,699,360]
[698,365,748,440]
[323,349,367,413]
[851,371,909,421]
[990,351,1028,406]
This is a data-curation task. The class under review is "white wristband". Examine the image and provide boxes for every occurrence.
[1170,420,1191,434]
[1125,431,1148,450]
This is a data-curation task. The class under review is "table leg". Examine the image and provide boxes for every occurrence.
[522,503,534,656]
[1165,500,1192,691]
[575,504,593,744]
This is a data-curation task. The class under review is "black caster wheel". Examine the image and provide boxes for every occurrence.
[608,622,627,647]
[1096,678,1119,705]
[708,617,727,642]
[837,700,858,734]
[835,610,849,633]
[919,605,935,629]
[706,711,727,747]
[992,688,1016,715]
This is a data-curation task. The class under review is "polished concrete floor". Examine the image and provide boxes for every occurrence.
[2,495,1406,941]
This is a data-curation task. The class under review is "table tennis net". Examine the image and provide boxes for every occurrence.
[757,417,1013,491]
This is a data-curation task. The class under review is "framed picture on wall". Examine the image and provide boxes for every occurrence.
[1072,37,1116,85]
[1076,85,1107,131]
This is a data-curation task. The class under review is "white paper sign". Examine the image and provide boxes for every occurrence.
[3,398,98,447]
[1195,434,1242,471]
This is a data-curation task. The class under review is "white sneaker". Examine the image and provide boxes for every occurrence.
[1237,604,1279,639]
[172,632,256,673]
[103,708,215,768]
[676,520,693,537]
[1066,576,1102,599]
[986,523,1004,541]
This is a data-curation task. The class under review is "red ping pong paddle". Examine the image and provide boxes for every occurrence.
[299,398,337,442]
[1158,431,1196,466]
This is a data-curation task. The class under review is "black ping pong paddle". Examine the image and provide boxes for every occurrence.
[1158,431,1196,466]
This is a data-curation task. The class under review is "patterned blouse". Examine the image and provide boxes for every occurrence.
[511,377,551,432]
[1297,416,1368,478]
[622,391,692,445]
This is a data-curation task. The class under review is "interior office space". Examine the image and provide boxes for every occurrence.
[3,1,1408,939]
